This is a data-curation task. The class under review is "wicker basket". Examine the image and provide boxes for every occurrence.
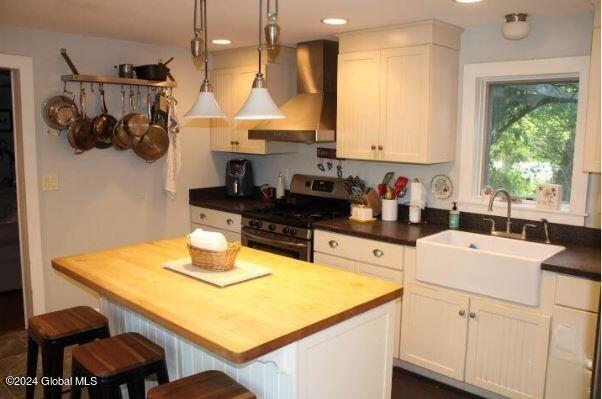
[186,237,241,271]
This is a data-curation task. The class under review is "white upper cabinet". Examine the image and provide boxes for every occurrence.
[337,51,381,160]
[208,47,298,155]
[584,3,601,173]
[336,21,462,164]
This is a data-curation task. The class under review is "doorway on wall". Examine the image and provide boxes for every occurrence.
[0,68,24,335]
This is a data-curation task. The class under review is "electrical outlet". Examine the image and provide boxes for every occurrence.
[42,174,59,191]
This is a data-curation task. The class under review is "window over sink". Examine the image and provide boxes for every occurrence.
[459,57,590,226]
[483,79,579,203]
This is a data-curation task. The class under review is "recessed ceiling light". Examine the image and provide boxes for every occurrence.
[453,0,483,3]
[211,39,232,45]
[321,18,348,25]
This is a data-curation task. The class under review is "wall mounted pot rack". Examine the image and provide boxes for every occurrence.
[59,49,177,88]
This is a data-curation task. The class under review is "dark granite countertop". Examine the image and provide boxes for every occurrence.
[541,245,600,280]
[189,187,600,281]
[313,218,448,246]
[189,186,268,214]
[314,217,600,281]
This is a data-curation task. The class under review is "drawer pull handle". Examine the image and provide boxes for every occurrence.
[373,249,384,257]
[458,309,466,317]
[469,312,476,319]
[199,213,207,220]
[226,218,234,225]
[328,240,339,248]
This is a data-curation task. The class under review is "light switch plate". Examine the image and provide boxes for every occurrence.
[42,174,59,191]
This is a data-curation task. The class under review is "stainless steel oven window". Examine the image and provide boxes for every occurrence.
[242,228,311,261]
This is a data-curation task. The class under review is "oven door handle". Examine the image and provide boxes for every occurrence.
[244,230,308,249]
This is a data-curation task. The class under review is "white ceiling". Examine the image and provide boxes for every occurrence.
[0,0,594,50]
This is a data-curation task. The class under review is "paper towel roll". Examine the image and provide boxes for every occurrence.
[410,181,426,208]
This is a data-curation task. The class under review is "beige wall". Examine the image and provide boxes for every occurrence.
[236,13,601,228]
[0,24,232,312]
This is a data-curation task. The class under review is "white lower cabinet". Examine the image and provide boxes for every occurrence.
[545,305,598,399]
[400,284,469,381]
[313,239,403,359]
[401,283,551,399]
[464,299,551,399]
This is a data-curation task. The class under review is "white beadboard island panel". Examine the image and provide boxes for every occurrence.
[100,298,395,399]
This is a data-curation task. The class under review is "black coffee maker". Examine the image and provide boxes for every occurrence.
[225,159,255,197]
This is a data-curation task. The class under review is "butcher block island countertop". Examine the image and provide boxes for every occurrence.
[52,237,402,364]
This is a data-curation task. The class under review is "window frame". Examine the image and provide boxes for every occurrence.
[458,57,590,226]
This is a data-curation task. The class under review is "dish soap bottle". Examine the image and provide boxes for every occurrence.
[449,202,460,229]
[276,171,285,199]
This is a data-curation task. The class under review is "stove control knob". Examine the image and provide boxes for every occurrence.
[268,224,276,231]
[283,227,291,235]
[248,220,257,227]
[289,228,297,236]
[256,221,263,229]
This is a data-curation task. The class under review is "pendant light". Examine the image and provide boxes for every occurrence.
[185,0,226,119]
[233,0,284,120]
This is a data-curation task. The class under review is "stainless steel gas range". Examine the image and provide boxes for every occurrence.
[241,174,349,261]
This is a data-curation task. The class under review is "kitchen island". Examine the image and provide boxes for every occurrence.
[52,237,402,399]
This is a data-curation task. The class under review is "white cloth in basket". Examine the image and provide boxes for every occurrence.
[188,228,228,252]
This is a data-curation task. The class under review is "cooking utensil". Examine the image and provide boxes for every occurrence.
[377,183,388,197]
[133,91,169,163]
[382,171,394,185]
[42,85,79,130]
[113,64,134,78]
[113,88,135,150]
[68,86,95,153]
[133,57,174,81]
[92,85,117,149]
[123,87,149,137]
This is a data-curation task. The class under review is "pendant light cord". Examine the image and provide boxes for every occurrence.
[258,0,263,76]
[203,0,209,82]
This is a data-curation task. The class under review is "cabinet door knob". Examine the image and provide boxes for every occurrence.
[373,249,384,258]
[378,145,383,151]
[226,218,234,225]
[469,312,476,319]
[199,213,206,219]
[371,145,377,150]
[459,309,466,317]
[328,240,339,248]
[230,140,235,145]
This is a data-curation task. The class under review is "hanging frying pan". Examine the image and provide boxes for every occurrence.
[122,87,149,138]
[67,86,95,154]
[42,85,79,130]
[133,91,169,163]
[113,88,137,150]
[92,85,117,149]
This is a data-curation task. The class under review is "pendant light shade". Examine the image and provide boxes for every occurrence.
[234,86,284,120]
[185,90,226,119]
[233,0,284,120]
[185,0,226,119]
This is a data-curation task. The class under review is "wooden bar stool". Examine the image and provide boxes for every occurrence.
[26,306,110,399]
[70,332,169,399]
[147,370,256,399]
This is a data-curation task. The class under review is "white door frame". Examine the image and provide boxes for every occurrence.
[0,53,45,319]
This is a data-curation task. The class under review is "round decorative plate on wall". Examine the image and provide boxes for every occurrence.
[430,174,453,199]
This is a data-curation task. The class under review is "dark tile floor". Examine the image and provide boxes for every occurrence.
[0,290,24,335]
[0,329,479,399]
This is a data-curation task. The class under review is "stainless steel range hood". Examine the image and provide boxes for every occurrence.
[249,40,338,143]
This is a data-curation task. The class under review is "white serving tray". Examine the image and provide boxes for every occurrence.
[162,258,272,287]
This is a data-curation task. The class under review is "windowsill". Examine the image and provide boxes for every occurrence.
[458,199,587,226]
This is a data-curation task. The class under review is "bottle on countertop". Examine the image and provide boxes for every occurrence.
[449,201,460,229]
[276,171,285,199]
